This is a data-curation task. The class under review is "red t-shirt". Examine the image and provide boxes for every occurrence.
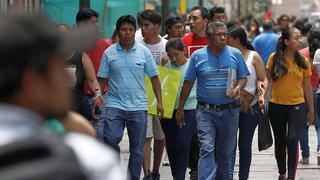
[181,33,208,58]
[84,37,110,95]
[299,47,318,91]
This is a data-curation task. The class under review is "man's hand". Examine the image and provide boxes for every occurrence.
[257,82,265,96]
[258,96,265,109]
[93,95,105,106]
[91,104,100,122]
[157,101,164,117]
[228,86,240,99]
[175,109,185,128]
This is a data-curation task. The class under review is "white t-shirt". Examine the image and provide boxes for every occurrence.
[312,49,320,93]
[313,49,320,72]
[138,37,167,65]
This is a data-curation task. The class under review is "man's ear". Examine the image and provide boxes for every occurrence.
[204,18,209,25]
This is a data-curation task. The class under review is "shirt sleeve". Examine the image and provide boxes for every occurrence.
[144,49,159,78]
[97,50,109,78]
[266,53,275,70]
[184,55,197,81]
[236,51,250,79]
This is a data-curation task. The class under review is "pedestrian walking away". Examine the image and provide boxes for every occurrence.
[298,28,320,166]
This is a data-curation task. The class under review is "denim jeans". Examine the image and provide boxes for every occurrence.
[197,103,239,180]
[230,105,259,180]
[103,107,147,180]
[86,94,107,142]
[161,110,196,180]
[300,91,320,157]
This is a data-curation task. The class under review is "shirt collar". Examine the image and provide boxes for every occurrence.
[116,41,137,52]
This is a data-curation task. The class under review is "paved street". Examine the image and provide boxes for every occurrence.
[119,126,320,180]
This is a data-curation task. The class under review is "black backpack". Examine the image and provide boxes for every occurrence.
[0,134,88,180]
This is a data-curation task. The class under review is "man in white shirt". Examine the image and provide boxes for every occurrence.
[137,9,167,180]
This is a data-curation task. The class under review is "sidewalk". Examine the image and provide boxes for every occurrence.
[119,126,320,180]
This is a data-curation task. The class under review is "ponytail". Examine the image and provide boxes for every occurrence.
[270,27,307,81]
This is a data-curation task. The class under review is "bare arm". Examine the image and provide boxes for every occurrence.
[150,75,164,117]
[303,78,314,125]
[82,53,102,97]
[175,80,194,128]
[229,78,247,99]
[253,53,266,108]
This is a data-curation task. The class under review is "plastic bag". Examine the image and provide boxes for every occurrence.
[257,109,273,151]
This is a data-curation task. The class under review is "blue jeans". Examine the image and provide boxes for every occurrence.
[161,110,196,180]
[86,95,107,142]
[300,91,320,157]
[197,104,239,180]
[103,107,147,180]
[230,105,259,180]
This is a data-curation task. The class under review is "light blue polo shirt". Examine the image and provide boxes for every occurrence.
[252,30,279,66]
[98,41,159,111]
[185,45,249,104]
[165,61,197,110]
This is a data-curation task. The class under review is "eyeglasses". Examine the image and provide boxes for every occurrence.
[213,32,227,38]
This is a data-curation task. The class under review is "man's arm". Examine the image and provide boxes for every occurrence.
[228,78,247,99]
[177,80,194,111]
[175,80,194,128]
[150,75,164,117]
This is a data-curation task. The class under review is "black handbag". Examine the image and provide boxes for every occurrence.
[256,108,273,151]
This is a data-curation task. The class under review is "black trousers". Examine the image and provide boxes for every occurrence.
[269,102,306,178]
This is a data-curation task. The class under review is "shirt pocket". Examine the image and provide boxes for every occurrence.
[128,56,146,78]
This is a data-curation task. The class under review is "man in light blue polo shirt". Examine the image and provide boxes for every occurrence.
[176,22,249,180]
[97,15,164,180]
[252,20,279,66]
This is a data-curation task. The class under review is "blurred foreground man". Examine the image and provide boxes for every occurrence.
[0,13,125,180]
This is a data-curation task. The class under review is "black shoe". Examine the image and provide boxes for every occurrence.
[143,174,151,180]
[190,169,198,180]
[278,174,287,180]
[150,171,160,180]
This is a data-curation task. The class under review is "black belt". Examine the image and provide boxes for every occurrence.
[198,101,239,110]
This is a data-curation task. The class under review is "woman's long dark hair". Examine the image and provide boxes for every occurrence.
[270,27,307,81]
[228,26,255,51]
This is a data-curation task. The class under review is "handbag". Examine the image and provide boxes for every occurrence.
[256,108,273,151]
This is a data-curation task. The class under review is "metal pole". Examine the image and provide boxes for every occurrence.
[79,0,90,9]
[199,0,203,6]
[161,0,169,36]
[101,0,107,38]
[238,0,241,16]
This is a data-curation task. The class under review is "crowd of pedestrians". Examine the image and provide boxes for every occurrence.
[1,4,320,180]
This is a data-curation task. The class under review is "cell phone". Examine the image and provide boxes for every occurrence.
[94,106,101,115]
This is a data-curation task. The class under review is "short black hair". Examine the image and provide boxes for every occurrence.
[116,15,137,32]
[76,8,99,24]
[138,9,162,25]
[308,28,320,59]
[262,20,273,30]
[209,6,225,20]
[165,38,185,51]
[0,13,66,99]
[190,6,209,20]
[165,16,183,33]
